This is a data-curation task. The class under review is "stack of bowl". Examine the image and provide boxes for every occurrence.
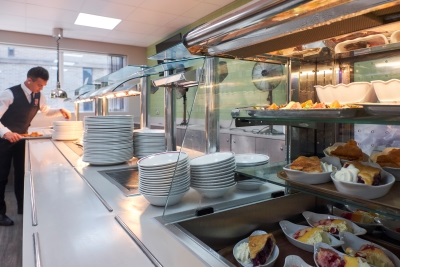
[190,152,236,198]
[137,151,190,206]
[133,128,166,158]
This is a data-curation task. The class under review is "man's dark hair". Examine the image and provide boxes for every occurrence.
[27,66,49,81]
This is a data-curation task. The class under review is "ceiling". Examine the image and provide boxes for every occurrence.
[0,0,236,47]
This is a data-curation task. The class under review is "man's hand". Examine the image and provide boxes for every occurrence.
[60,108,71,120]
[2,131,22,143]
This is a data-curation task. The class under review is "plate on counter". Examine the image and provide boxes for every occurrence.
[235,153,269,167]
[356,102,400,116]
[302,211,367,236]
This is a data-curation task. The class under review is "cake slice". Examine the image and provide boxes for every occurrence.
[343,161,381,185]
[248,233,276,266]
[355,244,395,267]
[330,140,364,161]
[293,227,331,245]
[290,156,322,173]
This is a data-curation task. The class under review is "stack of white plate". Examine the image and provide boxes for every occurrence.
[82,115,134,165]
[190,152,236,198]
[137,151,190,206]
[133,128,166,158]
[52,121,84,140]
[235,153,270,167]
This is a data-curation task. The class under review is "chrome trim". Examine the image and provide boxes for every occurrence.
[33,232,42,267]
[183,0,399,58]
[114,216,162,267]
[27,141,38,226]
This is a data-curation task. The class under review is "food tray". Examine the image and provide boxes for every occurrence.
[357,103,400,116]
[20,129,52,140]
[245,108,362,118]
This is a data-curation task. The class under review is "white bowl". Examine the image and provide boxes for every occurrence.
[330,206,380,234]
[192,184,235,198]
[371,79,400,103]
[314,82,377,105]
[390,30,400,43]
[339,231,400,266]
[284,255,312,267]
[279,220,343,252]
[282,156,341,184]
[236,179,262,191]
[233,230,279,267]
[323,142,369,163]
[334,34,388,54]
[142,190,188,207]
[313,242,347,267]
[369,148,400,181]
[302,211,367,236]
[331,162,395,199]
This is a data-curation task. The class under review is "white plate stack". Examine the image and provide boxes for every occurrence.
[82,115,134,165]
[52,121,84,140]
[137,151,190,206]
[235,153,269,167]
[133,128,166,158]
[190,152,236,198]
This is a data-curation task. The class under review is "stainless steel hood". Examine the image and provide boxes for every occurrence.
[183,0,400,60]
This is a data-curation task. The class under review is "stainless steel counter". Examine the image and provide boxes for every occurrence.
[22,138,285,266]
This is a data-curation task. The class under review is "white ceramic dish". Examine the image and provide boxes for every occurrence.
[390,30,400,43]
[369,148,400,181]
[334,34,388,54]
[313,242,347,267]
[235,153,269,167]
[282,156,341,184]
[190,152,235,167]
[279,220,343,252]
[302,211,367,236]
[339,231,400,267]
[331,162,395,199]
[330,206,380,234]
[371,79,400,103]
[323,142,369,162]
[236,179,262,191]
[142,190,188,207]
[192,183,235,198]
[137,151,188,168]
[314,82,377,105]
[284,255,312,267]
[233,230,279,267]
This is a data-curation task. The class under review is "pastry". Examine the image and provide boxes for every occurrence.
[290,156,322,173]
[312,218,353,234]
[372,148,400,168]
[248,233,276,266]
[20,131,43,137]
[340,209,377,224]
[330,140,364,161]
[316,247,344,267]
[347,244,395,267]
[343,161,381,186]
[293,227,331,245]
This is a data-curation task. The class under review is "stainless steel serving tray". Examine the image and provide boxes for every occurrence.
[245,108,362,118]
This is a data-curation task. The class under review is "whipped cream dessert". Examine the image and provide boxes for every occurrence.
[293,227,331,245]
[235,242,251,265]
[334,164,359,182]
[321,162,334,172]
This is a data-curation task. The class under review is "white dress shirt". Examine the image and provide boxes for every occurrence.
[0,83,63,137]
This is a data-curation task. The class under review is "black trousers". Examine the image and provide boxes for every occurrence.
[0,139,25,215]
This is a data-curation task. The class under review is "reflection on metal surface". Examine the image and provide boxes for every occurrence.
[98,167,140,197]
[33,232,42,267]
[152,68,204,88]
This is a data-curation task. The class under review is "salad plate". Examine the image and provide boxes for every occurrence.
[302,211,367,236]
[279,220,343,252]
[339,231,400,267]
[233,230,279,267]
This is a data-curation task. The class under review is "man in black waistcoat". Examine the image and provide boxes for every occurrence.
[0,66,71,226]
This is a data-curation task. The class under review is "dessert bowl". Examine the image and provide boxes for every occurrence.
[314,82,377,105]
[323,142,369,163]
[339,231,400,267]
[371,79,400,103]
[369,148,400,181]
[302,211,367,236]
[330,206,380,234]
[331,162,395,199]
[233,230,279,267]
[284,255,312,267]
[236,179,262,191]
[313,242,348,267]
[282,156,341,184]
[279,220,343,252]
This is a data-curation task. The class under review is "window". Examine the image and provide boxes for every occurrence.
[0,44,126,113]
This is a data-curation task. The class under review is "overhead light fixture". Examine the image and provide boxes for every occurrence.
[74,13,121,30]
[51,28,68,99]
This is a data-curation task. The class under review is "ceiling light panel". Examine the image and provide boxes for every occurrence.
[74,13,121,30]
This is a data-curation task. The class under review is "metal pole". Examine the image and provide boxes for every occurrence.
[204,57,219,153]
